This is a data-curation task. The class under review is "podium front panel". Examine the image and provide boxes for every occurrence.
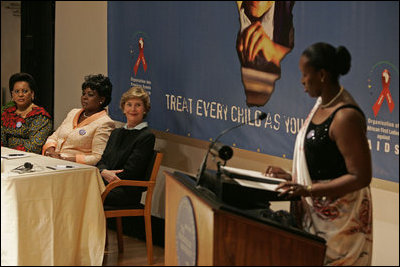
[165,171,215,266]
[164,171,326,266]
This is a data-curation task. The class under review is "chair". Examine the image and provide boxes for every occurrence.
[101,151,164,265]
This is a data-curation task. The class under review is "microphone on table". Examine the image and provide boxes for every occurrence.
[12,162,33,172]
[196,111,267,186]
[24,162,33,170]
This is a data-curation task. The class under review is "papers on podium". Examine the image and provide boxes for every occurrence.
[220,165,286,192]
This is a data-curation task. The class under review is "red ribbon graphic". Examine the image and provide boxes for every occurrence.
[133,37,147,76]
[372,69,395,117]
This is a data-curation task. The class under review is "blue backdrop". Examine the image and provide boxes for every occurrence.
[108,1,399,182]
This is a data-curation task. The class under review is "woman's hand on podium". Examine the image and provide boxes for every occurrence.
[276,182,312,199]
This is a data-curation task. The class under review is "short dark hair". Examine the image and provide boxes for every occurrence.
[9,72,38,94]
[81,74,113,108]
[302,42,351,82]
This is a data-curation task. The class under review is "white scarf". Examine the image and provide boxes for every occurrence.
[291,97,373,265]
[292,97,321,206]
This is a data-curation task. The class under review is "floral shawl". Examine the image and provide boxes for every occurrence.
[292,97,373,266]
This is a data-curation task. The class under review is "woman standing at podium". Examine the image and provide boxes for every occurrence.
[266,42,372,266]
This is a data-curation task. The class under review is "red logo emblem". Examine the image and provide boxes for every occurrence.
[372,69,395,117]
[133,37,147,76]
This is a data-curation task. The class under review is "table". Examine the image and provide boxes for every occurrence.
[1,147,106,266]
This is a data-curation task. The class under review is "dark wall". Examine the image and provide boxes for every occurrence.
[21,1,55,124]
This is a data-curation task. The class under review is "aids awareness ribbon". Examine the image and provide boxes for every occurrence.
[133,37,148,76]
[372,69,395,117]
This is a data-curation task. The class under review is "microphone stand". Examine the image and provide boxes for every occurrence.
[196,122,247,183]
[196,112,267,196]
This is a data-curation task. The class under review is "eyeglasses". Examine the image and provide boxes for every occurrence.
[12,89,31,95]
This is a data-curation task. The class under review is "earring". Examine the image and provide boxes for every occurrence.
[321,78,324,83]
[99,101,103,104]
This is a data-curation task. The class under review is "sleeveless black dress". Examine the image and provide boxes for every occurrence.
[304,104,365,181]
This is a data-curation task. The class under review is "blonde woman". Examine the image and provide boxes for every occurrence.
[96,86,155,206]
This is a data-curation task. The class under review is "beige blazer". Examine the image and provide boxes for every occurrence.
[43,108,115,165]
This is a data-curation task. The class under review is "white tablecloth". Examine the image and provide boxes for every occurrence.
[1,147,106,266]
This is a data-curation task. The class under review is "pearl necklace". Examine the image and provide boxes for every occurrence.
[320,86,344,108]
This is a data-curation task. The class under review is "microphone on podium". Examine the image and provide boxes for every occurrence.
[196,111,267,185]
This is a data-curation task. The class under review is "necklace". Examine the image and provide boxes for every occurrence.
[83,112,90,118]
[15,103,33,118]
[320,86,344,108]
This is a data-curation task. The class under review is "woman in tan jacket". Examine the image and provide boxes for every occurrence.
[43,74,115,165]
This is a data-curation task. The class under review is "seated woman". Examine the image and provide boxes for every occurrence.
[1,72,52,154]
[43,74,115,165]
[96,86,155,206]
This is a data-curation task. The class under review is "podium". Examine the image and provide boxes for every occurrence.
[165,171,326,266]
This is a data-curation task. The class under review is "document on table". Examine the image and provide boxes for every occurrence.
[46,165,78,170]
[1,153,30,159]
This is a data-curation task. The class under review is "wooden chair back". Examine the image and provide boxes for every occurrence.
[101,150,164,265]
